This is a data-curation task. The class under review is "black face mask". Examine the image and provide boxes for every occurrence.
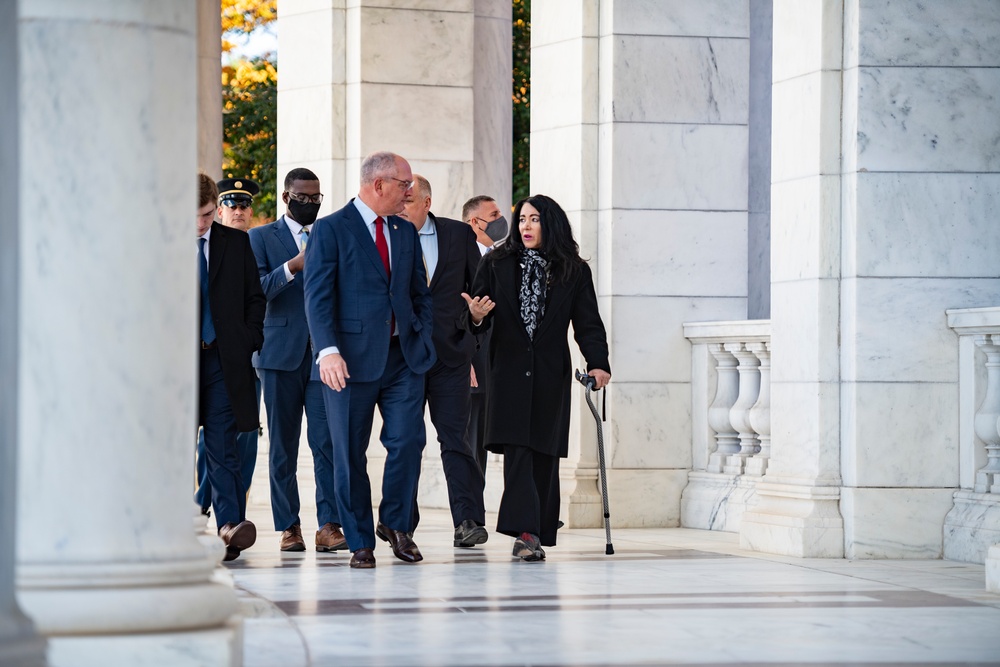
[287,199,321,226]
[486,215,508,243]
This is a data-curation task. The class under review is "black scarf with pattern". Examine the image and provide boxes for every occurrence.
[519,249,548,340]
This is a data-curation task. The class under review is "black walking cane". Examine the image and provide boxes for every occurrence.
[575,369,614,555]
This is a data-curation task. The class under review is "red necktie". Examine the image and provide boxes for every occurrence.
[374,216,390,278]
[375,217,394,336]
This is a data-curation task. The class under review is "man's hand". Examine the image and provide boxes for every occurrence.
[319,353,350,391]
[466,218,493,248]
[287,250,306,275]
[470,364,478,388]
[588,369,611,390]
[461,292,495,325]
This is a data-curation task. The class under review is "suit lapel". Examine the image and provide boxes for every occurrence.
[534,277,572,340]
[387,215,404,286]
[343,203,389,284]
[429,216,449,287]
[274,217,299,260]
[493,255,532,344]
[209,222,226,282]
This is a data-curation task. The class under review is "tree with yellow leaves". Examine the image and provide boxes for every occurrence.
[222,0,277,221]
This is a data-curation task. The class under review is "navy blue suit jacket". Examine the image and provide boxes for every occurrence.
[249,216,313,373]
[303,200,436,382]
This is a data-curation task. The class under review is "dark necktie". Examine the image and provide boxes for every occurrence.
[199,238,216,345]
[374,217,394,336]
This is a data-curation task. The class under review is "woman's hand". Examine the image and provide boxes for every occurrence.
[461,292,495,325]
[589,369,611,390]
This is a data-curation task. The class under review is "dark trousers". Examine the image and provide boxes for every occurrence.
[260,347,339,531]
[468,391,488,476]
[195,376,259,510]
[417,360,486,528]
[322,339,426,551]
[199,347,246,527]
[496,445,560,547]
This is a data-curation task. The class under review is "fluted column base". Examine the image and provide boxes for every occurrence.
[740,480,844,557]
[560,465,604,528]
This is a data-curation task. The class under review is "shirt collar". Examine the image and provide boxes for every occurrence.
[283,214,309,236]
[417,215,436,237]
[352,196,380,226]
[199,226,212,243]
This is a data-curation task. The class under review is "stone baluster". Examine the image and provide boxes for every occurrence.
[974,335,1000,494]
[707,344,740,473]
[724,343,762,475]
[746,342,771,476]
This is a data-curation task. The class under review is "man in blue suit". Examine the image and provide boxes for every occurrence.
[304,151,436,569]
[248,168,345,553]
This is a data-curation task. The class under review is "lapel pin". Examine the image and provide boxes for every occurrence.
[392,224,397,230]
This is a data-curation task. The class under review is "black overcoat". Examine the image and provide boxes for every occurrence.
[203,221,266,432]
[467,252,610,457]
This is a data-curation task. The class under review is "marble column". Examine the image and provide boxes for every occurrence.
[473,0,512,216]
[277,0,347,212]
[197,0,223,180]
[0,1,46,664]
[16,2,239,664]
[743,0,1000,559]
[532,1,750,526]
[279,1,479,219]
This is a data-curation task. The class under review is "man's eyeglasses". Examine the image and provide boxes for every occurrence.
[221,200,252,210]
[386,177,413,190]
[287,191,324,205]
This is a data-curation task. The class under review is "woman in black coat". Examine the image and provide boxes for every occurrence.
[462,194,610,561]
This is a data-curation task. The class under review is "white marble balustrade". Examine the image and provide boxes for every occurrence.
[680,320,770,532]
[943,308,1000,591]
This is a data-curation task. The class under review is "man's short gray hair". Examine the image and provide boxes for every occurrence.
[412,174,431,199]
[360,151,399,185]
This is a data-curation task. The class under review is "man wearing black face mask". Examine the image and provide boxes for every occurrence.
[248,168,346,553]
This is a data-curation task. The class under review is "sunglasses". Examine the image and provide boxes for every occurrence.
[221,200,252,210]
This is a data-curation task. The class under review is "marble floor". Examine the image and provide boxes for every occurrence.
[225,502,1000,667]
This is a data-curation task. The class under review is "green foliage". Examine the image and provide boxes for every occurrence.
[222,57,277,219]
[512,0,530,205]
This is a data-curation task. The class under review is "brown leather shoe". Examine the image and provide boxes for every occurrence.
[349,547,376,569]
[219,520,256,561]
[315,522,348,552]
[376,522,423,563]
[280,524,306,552]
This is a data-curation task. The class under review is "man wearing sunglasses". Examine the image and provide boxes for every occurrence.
[217,177,259,232]
[195,177,262,521]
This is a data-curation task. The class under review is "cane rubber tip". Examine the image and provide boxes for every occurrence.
[606,545,614,555]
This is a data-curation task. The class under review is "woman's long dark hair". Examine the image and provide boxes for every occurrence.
[492,194,583,285]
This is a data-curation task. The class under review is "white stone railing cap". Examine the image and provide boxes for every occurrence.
[946,306,1000,334]
[683,319,770,344]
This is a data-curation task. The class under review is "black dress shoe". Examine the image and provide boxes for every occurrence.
[376,522,423,563]
[454,519,489,548]
[349,547,376,569]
